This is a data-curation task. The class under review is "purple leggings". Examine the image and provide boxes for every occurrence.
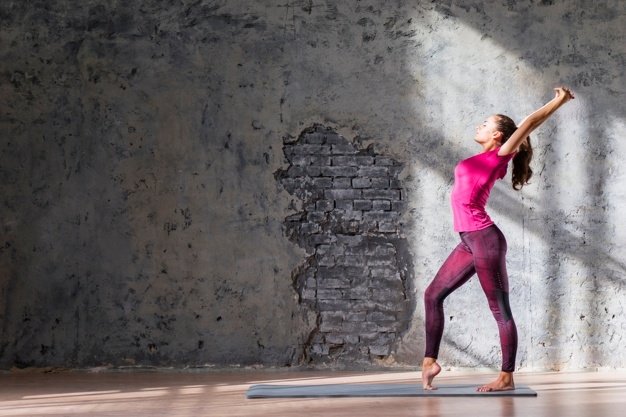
[424,225,518,372]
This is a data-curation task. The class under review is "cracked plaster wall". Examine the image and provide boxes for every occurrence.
[1,0,625,370]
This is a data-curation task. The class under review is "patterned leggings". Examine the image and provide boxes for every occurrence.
[424,225,518,372]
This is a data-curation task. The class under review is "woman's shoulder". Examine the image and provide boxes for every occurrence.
[493,147,516,161]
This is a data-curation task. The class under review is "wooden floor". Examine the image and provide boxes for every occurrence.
[1,369,625,416]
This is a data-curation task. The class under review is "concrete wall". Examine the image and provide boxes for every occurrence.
[0,0,624,370]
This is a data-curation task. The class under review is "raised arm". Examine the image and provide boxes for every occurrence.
[498,87,574,156]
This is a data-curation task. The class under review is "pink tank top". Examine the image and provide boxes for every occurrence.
[451,148,515,232]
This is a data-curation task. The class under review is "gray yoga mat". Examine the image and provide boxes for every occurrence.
[246,383,537,398]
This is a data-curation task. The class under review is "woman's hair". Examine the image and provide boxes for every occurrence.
[495,114,533,190]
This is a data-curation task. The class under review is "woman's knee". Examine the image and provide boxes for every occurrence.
[425,285,452,305]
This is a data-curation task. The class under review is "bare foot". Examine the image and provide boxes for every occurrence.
[476,372,515,392]
[422,358,441,390]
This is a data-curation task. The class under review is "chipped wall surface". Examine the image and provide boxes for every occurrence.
[276,125,413,364]
[0,0,625,370]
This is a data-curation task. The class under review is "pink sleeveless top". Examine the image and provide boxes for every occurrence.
[451,148,515,232]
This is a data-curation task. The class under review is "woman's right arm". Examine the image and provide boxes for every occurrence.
[498,87,574,156]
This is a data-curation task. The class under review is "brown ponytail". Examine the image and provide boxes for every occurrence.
[495,114,533,190]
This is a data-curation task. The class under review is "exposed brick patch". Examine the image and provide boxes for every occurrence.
[275,124,413,365]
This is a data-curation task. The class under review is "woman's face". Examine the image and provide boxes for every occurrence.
[474,115,502,146]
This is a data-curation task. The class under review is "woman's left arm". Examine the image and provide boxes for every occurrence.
[498,87,575,156]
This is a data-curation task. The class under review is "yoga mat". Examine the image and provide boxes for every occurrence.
[246,383,537,398]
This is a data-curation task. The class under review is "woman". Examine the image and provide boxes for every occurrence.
[422,87,575,392]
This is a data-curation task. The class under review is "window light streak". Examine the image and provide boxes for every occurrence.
[22,390,121,399]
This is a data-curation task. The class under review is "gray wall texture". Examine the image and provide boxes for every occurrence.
[0,0,625,371]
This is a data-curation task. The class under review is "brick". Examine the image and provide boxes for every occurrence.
[337,254,365,266]
[350,273,369,287]
[389,179,402,188]
[301,289,316,300]
[367,311,397,321]
[372,200,391,211]
[336,235,366,246]
[310,156,331,165]
[317,254,335,267]
[292,177,312,188]
[352,178,371,188]
[317,289,343,300]
[363,211,399,222]
[366,256,395,266]
[370,277,404,291]
[333,177,352,189]
[362,189,400,200]
[321,311,346,323]
[375,156,395,166]
[374,245,396,256]
[300,222,320,233]
[374,333,398,345]
[318,266,345,279]
[331,144,358,155]
[320,321,372,333]
[344,244,367,255]
[371,178,390,189]
[318,299,377,312]
[324,189,362,200]
[358,167,388,177]
[378,222,397,233]
[345,311,367,321]
[316,200,334,211]
[343,266,369,277]
[316,245,343,256]
[310,344,329,355]
[285,166,305,177]
[354,200,373,211]
[313,178,333,188]
[332,156,358,166]
[370,286,405,302]
[343,287,371,299]
[325,334,345,344]
[391,200,406,212]
[341,221,360,234]
[359,222,378,233]
[370,267,397,279]
[376,322,406,332]
[321,166,358,177]
[369,345,390,356]
[355,156,375,165]
[280,177,295,189]
[305,166,322,176]
[308,234,333,246]
[359,332,383,343]
[291,155,310,166]
[335,199,353,210]
[285,213,304,222]
[318,278,351,289]
[304,132,326,144]
[333,210,362,221]
[324,133,345,144]
[307,211,326,222]
[308,190,325,201]
[291,144,331,155]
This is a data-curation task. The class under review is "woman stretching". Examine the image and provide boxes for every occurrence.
[422,87,574,392]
